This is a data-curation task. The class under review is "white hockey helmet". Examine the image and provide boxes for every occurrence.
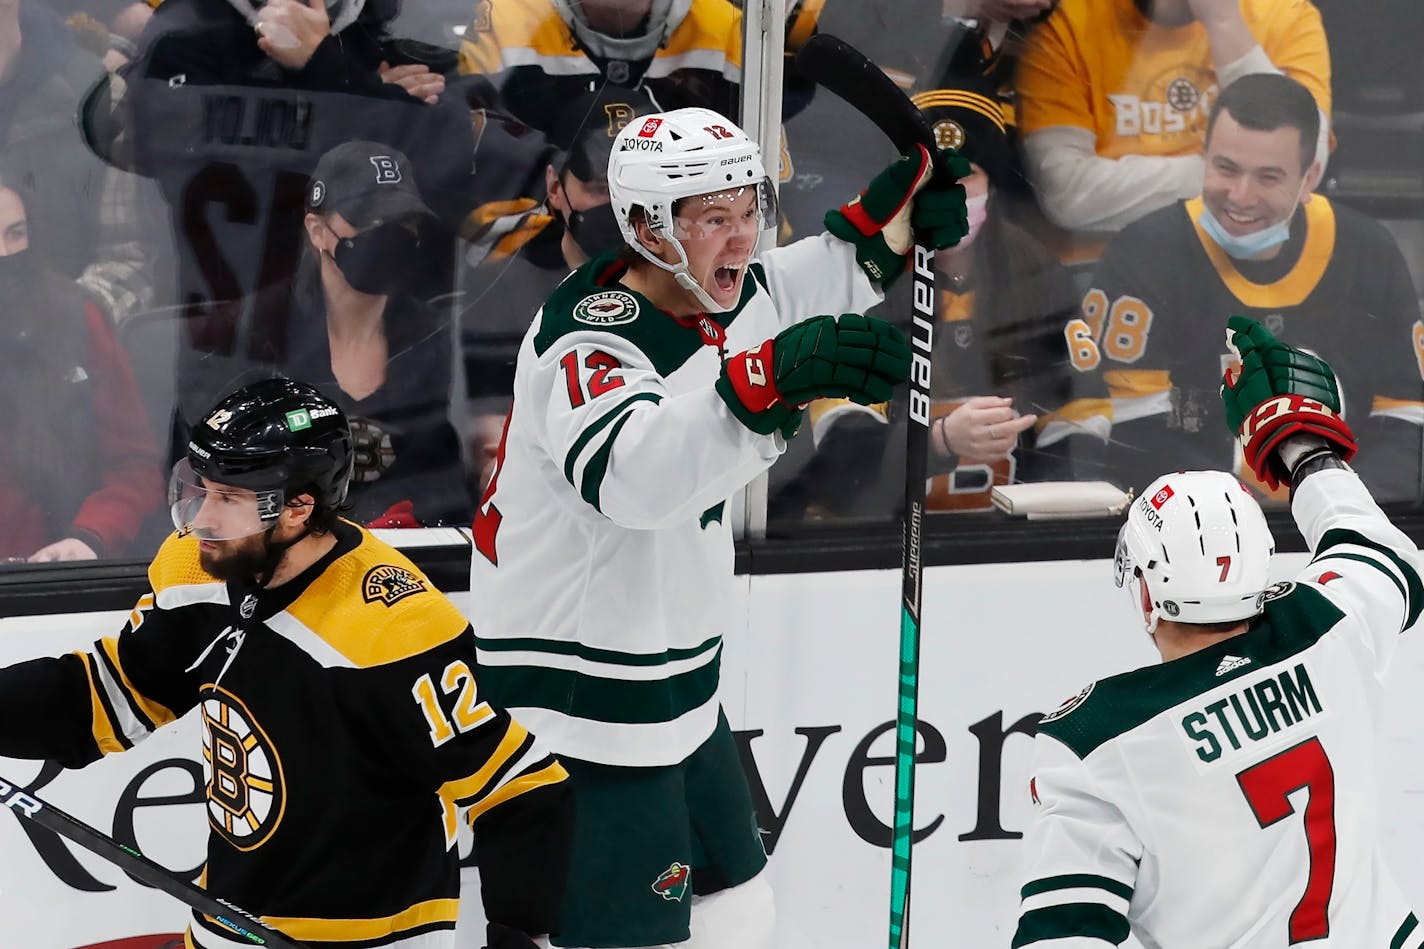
[1114,471,1275,633]
[607,108,777,313]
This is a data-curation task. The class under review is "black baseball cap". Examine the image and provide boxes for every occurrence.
[306,140,433,228]
[550,86,658,183]
[911,77,1014,188]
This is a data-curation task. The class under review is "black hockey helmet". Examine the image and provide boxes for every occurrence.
[183,378,354,515]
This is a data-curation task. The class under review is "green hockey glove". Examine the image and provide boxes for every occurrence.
[1220,315,1357,489]
[825,145,971,286]
[716,314,911,435]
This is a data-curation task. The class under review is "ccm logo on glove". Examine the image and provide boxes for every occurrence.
[1240,395,1339,439]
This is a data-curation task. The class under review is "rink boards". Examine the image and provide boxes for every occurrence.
[1,552,1423,948]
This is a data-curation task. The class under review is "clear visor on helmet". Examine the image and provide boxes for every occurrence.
[670,179,778,241]
[168,459,284,541]
[1113,522,1135,589]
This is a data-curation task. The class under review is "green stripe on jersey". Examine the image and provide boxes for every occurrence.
[1021,874,1133,902]
[1037,583,1344,759]
[563,392,662,486]
[580,408,640,511]
[475,634,721,668]
[1316,528,1424,628]
[475,648,721,725]
[1392,913,1419,949]
[1012,904,1130,948]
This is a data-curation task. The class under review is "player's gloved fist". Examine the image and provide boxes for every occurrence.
[1220,315,1357,489]
[716,314,911,435]
[825,145,969,286]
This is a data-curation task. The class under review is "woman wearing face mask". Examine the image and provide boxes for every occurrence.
[0,171,164,561]
[282,141,472,528]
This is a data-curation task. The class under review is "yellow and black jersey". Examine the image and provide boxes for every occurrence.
[0,522,569,949]
[457,0,742,134]
[1017,0,1330,159]
[1041,196,1424,502]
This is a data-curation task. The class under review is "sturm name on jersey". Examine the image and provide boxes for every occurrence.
[1180,662,1323,763]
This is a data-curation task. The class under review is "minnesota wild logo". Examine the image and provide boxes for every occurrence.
[651,862,691,902]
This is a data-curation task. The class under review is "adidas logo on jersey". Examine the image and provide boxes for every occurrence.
[1215,654,1251,676]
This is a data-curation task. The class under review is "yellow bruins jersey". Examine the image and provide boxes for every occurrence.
[0,524,569,949]
[1016,0,1330,159]
[457,0,742,133]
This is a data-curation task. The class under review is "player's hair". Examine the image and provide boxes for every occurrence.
[1206,73,1320,173]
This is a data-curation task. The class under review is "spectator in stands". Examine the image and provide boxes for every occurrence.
[83,0,477,459]
[1,0,159,325]
[1015,0,1331,236]
[287,141,473,528]
[457,0,744,135]
[1039,73,1424,502]
[771,78,1077,519]
[460,85,657,493]
[0,169,163,562]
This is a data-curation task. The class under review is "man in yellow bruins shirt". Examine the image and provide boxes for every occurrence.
[1015,0,1330,234]
[0,378,571,949]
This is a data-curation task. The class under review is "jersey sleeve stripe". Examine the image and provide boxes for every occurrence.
[97,637,176,732]
[1020,874,1134,902]
[437,721,530,847]
[1393,912,1420,949]
[1020,887,1130,916]
[1012,903,1130,948]
[578,406,651,510]
[475,633,721,668]
[1316,527,1424,626]
[562,392,663,486]
[75,652,129,755]
[91,643,157,745]
[463,760,569,826]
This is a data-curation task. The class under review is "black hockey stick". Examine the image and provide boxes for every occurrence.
[0,773,305,948]
[794,32,938,949]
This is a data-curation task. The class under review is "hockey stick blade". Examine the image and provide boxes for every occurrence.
[793,33,935,153]
[0,773,305,948]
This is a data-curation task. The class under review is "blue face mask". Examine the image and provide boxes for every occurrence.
[1197,205,1293,260]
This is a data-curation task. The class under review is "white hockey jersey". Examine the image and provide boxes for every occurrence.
[1014,468,1424,948]
[468,235,881,767]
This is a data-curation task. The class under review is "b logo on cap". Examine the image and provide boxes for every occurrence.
[369,155,402,184]
[933,119,966,152]
[309,180,326,207]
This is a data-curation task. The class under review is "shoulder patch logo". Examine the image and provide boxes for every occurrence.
[574,291,640,326]
[652,862,691,902]
[362,564,427,606]
[1264,580,1295,601]
[1039,683,1094,724]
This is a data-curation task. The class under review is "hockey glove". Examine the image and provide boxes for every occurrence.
[1220,315,1357,489]
[716,314,912,435]
[825,145,971,287]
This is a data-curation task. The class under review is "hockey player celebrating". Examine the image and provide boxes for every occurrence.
[1014,316,1424,947]
[468,107,968,948]
[0,378,572,949]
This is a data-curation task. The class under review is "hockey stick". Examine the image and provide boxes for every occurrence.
[0,773,305,948]
[794,32,938,949]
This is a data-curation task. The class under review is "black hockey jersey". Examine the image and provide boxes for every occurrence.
[1041,196,1424,502]
[0,524,569,948]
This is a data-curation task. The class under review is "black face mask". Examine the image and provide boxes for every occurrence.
[0,249,31,295]
[564,202,625,259]
[331,224,420,296]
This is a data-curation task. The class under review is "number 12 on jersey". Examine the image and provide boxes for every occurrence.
[1236,737,1337,943]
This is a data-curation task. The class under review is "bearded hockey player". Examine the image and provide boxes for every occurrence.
[1014,317,1424,947]
[0,378,572,949]
[468,107,968,948]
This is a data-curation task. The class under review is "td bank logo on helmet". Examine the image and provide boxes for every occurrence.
[284,405,340,431]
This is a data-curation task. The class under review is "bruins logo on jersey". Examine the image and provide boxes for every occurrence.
[363,564,427,606]
[201,686,285,851]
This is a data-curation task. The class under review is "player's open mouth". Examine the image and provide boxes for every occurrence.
[713,265,742,293]
[1224,209,1261,229]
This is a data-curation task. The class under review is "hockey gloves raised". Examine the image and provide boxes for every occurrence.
[1221,315,1357,489]
[717,314,912,435]
[825,145,971,287]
